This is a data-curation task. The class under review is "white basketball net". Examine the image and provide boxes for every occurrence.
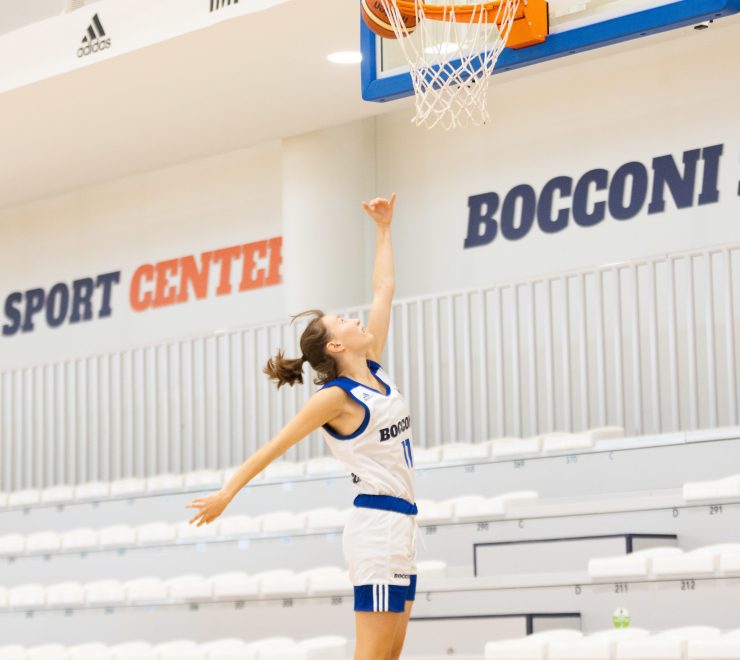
[379,0,520,129]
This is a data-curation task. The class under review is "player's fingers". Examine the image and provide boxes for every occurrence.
[390,192,397,206]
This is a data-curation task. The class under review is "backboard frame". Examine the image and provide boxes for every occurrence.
[360,0,740,102]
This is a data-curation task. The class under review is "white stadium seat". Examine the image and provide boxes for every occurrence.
[257,569,306,597]
[183,470,223,489]
[124,577,168,604]
[416,498,454,525]
[297,636,348,660]
[211,572,259,600]
[683,474,740,502]
[303,507,350,530]
[0,587,7,608]
[200,639,255,660]
[589,426,626,440]
[0,645,26,660]
[417,559,447,578]
[304,566,352,596]
[67,643,112,660]
[719,550,740,573]
[98,525,137,549]
[136,521,176,545]
[549,628,651,659]
[246,638,296,659]
[616,626,721,659]
[653,543,740,578]
[258,510,306,534]
[146,473,185,493]
[485,629,583,659]
[489,436,542,458]
[26,531,61,554]
[109,478,146,498]
[0,492,7,508]
[412,445,442,466]
[84,580,126,606]
[0,534,25,556]
[176,519,220,541]
[589,546,683,580]
[60,527,99,552]
[166,574,213,601]
[8,489,41,507]
[8,583,46,609]
[109,642,156,660]
[40,485,76,504]
[304,456,343,476]
[440,441,491,462]
[449,495,488,521]
[155,640,205,660]
[688,627,740,659]
[541,431,593,453]
[26,646,68,660]
[74,481,111,500]
[219,515,260,537]
[262,460,306,480]
[46,582,86,608]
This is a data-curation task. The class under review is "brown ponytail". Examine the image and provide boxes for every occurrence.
[262,309,340,388]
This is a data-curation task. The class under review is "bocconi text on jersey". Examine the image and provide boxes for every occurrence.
[463,144,724,248]
[379,416,412,442]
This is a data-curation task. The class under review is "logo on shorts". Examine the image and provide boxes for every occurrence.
[394,573,410,579]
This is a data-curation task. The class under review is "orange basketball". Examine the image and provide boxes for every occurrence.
[361,0,417,39]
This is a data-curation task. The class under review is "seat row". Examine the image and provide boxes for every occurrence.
[483,626,740,659]
[0,560,447,609]
[589,543,740,580]
[0,491,539,557]
[0,637,347,660]
[0,427,625,509]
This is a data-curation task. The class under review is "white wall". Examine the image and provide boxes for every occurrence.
[2,18,739,372]
[0,142,285,370]
[374,19,740,298]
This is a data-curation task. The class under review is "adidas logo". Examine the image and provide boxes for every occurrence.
[210,0,239,11]
[77,13,111,59]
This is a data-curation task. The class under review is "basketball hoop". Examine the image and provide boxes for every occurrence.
[376,0,547,129]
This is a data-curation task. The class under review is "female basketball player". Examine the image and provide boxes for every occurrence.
[185,193,417,660]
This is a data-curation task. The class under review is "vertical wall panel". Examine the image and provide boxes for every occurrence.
[2,245,740,489]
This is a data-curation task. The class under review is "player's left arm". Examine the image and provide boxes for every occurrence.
[361,194,396,360]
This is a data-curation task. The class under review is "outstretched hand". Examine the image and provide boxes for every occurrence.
[185,490,230,526]
[361,193,396,226]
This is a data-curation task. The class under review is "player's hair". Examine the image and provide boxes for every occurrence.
[263,309,339,388]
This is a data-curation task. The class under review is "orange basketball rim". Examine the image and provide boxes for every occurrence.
[394,0,548,48]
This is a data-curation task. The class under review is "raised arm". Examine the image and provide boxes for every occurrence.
[361,193,396,360]
[185,386,346,526]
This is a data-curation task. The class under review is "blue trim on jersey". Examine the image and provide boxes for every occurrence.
[319,379,371,440]
[366,360,391,396]
[319,359,392,439]
[354,494,418,515]
[353,580,415,612]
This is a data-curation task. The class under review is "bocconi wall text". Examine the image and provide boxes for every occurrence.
[464,144,724,248]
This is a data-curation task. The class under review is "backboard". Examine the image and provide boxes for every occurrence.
[361,0,740,102]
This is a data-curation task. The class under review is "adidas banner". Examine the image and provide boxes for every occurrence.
[0,0,290,94]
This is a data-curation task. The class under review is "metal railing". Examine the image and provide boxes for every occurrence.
[1,243,738,490]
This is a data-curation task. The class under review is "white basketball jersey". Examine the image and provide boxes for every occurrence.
[319,359,415,503]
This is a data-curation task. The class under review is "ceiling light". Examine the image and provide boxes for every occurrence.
[327,51,363,64]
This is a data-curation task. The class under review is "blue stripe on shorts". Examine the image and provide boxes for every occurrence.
[353,575,417,612]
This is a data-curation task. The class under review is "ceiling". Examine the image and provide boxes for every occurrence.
[0,0,410,211]
[0,0,732,212]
